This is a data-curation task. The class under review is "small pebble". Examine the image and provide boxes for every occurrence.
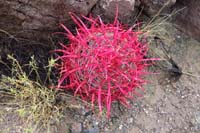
[127,118,133,123]
[119,124,123,130]
[177,35,181,39]
[71,122,82,133]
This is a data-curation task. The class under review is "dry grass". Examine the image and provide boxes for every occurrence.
[0,55,64,132]
[139,7,186,58]
[0,54,100,132]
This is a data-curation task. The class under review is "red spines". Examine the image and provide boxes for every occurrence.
[56,13,152,117]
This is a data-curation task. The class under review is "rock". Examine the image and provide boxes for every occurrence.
[0,0,98,42]
[127,117,134,124]
[83,127,99,133]
[92,0,136,23]
[71,122,82,133]
[119,124,123,130]
[140,0,176,16]
[175,0,200,41]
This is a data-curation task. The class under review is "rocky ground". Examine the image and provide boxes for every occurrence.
[32,25,199,133]
[0,1,200,132]
[0,24,200,133]
[62,25,200,133]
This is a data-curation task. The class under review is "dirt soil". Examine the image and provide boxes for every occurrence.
[0,26,200,133]
[53,26,200,133]
[110,28,200,133]
[59,26,200,133]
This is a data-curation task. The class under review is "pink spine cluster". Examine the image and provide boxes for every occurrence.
[56,12,151,117]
